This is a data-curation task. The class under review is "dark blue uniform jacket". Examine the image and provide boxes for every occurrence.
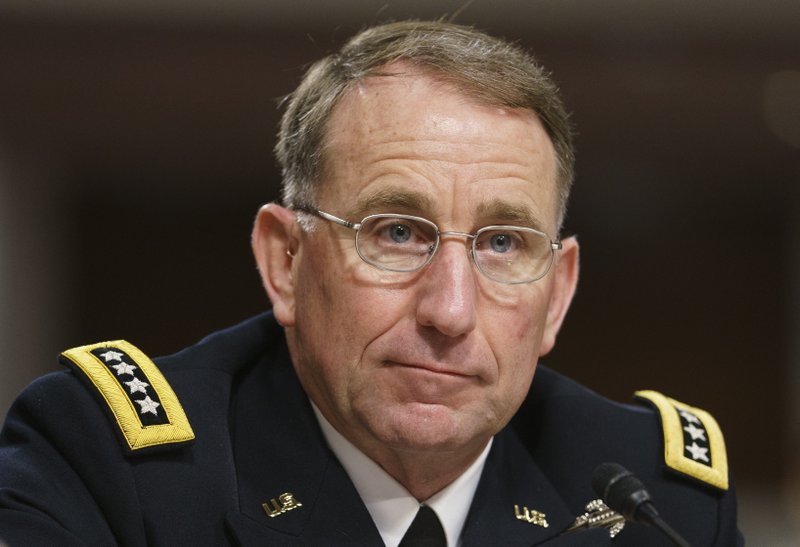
[0,313,742,545]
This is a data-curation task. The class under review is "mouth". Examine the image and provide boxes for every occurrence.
[384,360,476,380]
[378,359,484,405]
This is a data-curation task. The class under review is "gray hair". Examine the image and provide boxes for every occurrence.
[276,20,575,229]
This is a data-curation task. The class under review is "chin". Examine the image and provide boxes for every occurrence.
[371,401,485,452]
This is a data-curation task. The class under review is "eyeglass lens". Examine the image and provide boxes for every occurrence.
[355,215,553,283]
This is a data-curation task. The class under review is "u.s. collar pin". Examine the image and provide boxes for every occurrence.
[514,504,549,528]
[263,492,303,518]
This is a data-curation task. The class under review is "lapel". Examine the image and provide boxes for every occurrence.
[461,428,611,546]
[223,344,384,546]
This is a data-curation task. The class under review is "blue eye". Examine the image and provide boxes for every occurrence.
[489,233,514,253]
[387,223,412,243]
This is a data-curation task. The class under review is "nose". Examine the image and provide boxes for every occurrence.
[414,238,478,337]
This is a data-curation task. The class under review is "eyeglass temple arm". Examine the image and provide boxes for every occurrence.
[295,206,359,230]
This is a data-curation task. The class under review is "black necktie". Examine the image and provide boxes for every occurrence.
[399,505,447,547]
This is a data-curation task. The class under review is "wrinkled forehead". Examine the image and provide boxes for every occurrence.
[328,65,544,146]
[319,66,559,229]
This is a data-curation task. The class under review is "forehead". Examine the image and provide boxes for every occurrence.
[320,66,558,229]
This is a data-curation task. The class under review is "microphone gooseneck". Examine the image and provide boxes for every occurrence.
[592,462,692,547]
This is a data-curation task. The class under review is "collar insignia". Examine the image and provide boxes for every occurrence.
[514,504,549,528]
[263,492,303,518]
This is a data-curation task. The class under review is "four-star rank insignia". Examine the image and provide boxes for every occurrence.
[60,340,194,453]
[635,390,728,491]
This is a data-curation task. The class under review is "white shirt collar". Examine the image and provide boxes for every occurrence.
[312,403,492,547]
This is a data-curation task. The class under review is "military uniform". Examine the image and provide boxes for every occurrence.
[0,313,742,545]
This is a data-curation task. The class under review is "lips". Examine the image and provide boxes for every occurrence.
[384,360,473,379]
[379,360,481,405]
[368,331,494,384]
[376,345,491,383]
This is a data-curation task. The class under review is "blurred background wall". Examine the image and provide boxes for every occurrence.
[1,1,798,543]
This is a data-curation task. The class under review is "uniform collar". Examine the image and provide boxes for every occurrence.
[313,403,491,547]
[226,345,383,545]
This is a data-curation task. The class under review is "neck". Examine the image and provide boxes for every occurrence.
[365,442,489,500]
[312,401,491,500]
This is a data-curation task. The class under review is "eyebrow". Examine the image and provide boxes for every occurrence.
[347,189,547,233]
[476,199,546,232]
[349,188,435,219]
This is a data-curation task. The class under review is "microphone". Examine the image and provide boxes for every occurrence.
[592,462,692,547]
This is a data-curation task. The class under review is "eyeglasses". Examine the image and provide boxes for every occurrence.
[298,207,562,285]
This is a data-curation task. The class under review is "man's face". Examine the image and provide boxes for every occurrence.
[274,66,577,460]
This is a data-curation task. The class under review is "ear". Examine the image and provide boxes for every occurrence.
[251,203,300,327]
[538,236,579,356]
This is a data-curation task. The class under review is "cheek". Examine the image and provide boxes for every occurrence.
[294,248,412,363]
[483,287,550,380]
[486,284,549,344]
[296,266,354,360]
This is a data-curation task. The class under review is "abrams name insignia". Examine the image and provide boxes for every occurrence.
[635,390,728,491]
[61,340,195,453]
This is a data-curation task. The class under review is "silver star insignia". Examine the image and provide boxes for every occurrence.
[683,422,707,441]
[679,409,701,425]
[135,396,160,416]
[685,442,710,462]
[111,362,137,376]
[125,377,150,395]
[99,350,124,362]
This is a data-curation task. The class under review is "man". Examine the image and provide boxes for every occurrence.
[0,21,741,546]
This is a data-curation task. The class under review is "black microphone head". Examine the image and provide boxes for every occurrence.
[592,462,653,521]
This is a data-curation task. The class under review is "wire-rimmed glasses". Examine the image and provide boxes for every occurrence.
[298,207,562,284]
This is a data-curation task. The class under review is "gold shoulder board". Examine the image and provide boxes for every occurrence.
[60,340,195,453]
[635,390,728,491]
